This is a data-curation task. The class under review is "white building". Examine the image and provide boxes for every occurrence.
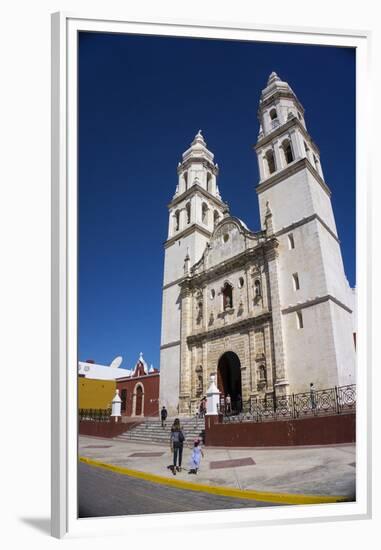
[159,72,356,416]
[78,353,156,381]
[78,357,132,380]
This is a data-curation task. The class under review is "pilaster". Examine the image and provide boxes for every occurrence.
[266,250,289,395]
[290,129,302,159]
[179,280,192,413]
[273,139,282,172]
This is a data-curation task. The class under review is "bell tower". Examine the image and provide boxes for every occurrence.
[159,131,227,415]
[255,72,355,392]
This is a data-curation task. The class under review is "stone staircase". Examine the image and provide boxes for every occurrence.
[115,417,205,446]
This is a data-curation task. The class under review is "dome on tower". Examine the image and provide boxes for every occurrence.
[261,71,296,100]
[267,71,281,85]
[181,130,215,164]
[191,129,207,147]
[257,72,305,133]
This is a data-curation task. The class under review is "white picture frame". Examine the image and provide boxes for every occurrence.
[51,12,371,539]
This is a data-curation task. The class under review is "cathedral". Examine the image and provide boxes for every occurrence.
[159,72,356,416]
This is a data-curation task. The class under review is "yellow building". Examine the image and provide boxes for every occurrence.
[78,377,116,409]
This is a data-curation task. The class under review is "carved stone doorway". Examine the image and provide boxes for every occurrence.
[217,351,242,412]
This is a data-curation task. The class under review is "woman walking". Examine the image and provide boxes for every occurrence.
[170,418,185,475]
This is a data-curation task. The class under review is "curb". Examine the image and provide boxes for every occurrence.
[79,456,349,505]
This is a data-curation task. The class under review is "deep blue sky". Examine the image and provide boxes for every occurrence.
[79,32,355,372]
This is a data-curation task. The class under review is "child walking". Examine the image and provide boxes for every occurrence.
[188,439,204,474]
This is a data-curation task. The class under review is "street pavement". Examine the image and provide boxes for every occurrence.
[79,435,356,500]
[78,461,280,517]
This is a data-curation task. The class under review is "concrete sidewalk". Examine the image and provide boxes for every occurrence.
[79,435,355,503]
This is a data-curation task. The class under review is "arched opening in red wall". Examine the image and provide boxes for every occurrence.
[135,386,143,416]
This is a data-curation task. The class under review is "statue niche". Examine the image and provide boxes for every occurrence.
[195,365,203,397]
[195,290,203,325]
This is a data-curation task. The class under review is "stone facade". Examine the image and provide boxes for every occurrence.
[160,73,356,416]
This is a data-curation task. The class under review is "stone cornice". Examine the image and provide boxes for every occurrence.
[254,117,296,149]
[256,157,331,197]
[164,223,212,248]
[254,117,320,155]
[187,311,271,345]
[160,340,181,351]
[281,294,352,315]
[178,157,218,176]
[182,238,278,287]
[274,213,339,243]
[179,276,193,297]
[168,183,227,210]
[259,90,305,116]
[162,275,186,291]
[117,372,160,382]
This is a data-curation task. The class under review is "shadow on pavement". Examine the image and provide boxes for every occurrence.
[20,517,51,536]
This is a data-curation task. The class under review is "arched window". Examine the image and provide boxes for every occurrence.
[313,154,320,173]
[269,108,279,129]
[121,389,127,413]
[265,149,276,175]
[206,172,212,193]
[174,210,180,231]
[202,203,209,224]
[222,282,233,310]
[134,384,144,416]
[269,108,278,120]
[282,139,294,164]
[214,210,220,227]
[186,202,191,224]
[184,171,188,191]
[254,279,261,298]
[288,233,295,249]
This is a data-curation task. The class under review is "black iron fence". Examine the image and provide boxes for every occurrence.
[221,384,356,423]
[79,408,112,422]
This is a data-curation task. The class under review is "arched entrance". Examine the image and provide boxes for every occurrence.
[134,384,144,416]
[217,352,242,413]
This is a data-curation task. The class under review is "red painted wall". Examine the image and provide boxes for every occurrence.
[205,413,356,447]
[117,373,159,417]
[79,420,142,438]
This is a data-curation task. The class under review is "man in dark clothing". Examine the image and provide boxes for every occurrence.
[161,406,168,428]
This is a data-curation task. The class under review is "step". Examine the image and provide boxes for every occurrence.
[118,438,197,445]
[119,433,203,440]
[114,417,205,445]
[125,427,204,432]
[136,422,205,430]
[120,433,201,437]
[117,433,203,442]
[120,425,203,430]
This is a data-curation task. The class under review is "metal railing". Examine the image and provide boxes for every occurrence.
[221,384,356,423]
[78,408,112,422]
[271,118,280,129]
